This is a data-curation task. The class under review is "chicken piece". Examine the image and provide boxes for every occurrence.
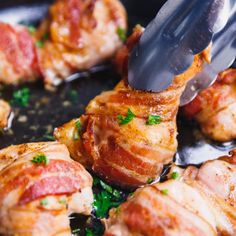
[0,100,11,129]
[170,156,236,234]
[54,26,208,188]
[105,150,236,236]
[0,142,93,236]
[183,69,236,142]
[0,23,41,85]
[105,182,216,236]
[0,0,127,87]
[37,0,127,87]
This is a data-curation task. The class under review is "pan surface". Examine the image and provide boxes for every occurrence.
[0,0,235,235]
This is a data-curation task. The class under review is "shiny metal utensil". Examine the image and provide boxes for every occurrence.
[128,0,232,93]
[180,4,236,106]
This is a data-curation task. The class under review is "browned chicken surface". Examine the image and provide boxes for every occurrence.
[105,150,236,236]
[0,0,127,87]
[0,100,11,129]
[184,69,236,142]
[54,26,208,188]
[0,142,93,236]
[38,0,127,87]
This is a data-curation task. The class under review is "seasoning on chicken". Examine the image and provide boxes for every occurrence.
[32,0,127,87]
[105,150,236,236]
[0,23,40,85]
[0,142,93,235]
[0,100,11,129]
[183,69,236,142]
[54,26,208,188]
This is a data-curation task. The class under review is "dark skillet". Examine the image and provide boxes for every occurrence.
[0,0,235,235]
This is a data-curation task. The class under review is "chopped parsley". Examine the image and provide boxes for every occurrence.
[117,108,136,125]
[74,119,82,140]
[93,177,124,218]
[146,115,162,125]
[36,41,44,48]
[129,192,134,198]
[85,228,94,236]
[31,153,49,165]
[117,26,126,42]
[160,189,168,195]
[147,178,154,184]
[35,32,49,48]
[100,180,113,194]
[68,89,78,103]
[40,198,48,206]
[11,87,30,107]
[28,25,36,34]
[115,206,121,215]
[171,172,179,180]
[93,191,119,218]
[83,219,104,236]
[42,32,49,41]
[43,134,56,141]
[58,198,67,205]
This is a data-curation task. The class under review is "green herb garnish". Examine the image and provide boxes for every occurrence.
[100,180,113,194]
[40,198,48,206]
[36,41,44,48]
[93,191,120,218]
[171,172,179,180]
[42,32,49,41]
[147,178,154,184]
[115,206,121,215]
[58,198,67,205]
[84,221,104,236]
[85,228,93,236]
[117,108,135,126]
[93,177,124,218]
[160,189,168,195]
[35,32,49,48]
[28,25,36,34]
[43,134,56,141]
[129,192,134,198]
[74,119,82,140]
[117,26,126,42]
[146,115,162,125]
[68,90,78,103]
[31,153,49,165]
[93,176,100,186]
[11,87,30,107]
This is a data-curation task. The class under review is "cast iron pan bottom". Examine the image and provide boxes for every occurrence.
[0,1,236,235]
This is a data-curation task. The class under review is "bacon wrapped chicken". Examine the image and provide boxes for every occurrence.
[0,142,93,235]
[0,0,127,87]
[184,69,236,142]
[54,26,208,188]
[38,0,127,87]
[105,150,236,236]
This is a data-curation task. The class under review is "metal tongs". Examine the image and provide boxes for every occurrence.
[128,0,236,106]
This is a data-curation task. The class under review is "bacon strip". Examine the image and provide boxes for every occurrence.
[18,176,82,205]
